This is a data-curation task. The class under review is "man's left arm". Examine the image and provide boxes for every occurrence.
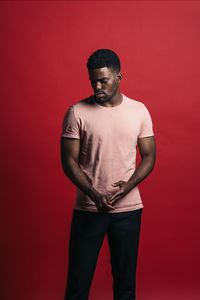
[109,135,156,203]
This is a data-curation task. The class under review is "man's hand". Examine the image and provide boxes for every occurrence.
[108,136,156,205]
[108,180,131,205]
[91,191,115,214]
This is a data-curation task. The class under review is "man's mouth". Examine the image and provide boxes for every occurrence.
[95,92,105,98]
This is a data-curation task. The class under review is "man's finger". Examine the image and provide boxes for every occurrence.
[109,195,122,204]
[109,190,122,201]
[112,180,123,186]
[102,198,115,210]
[107,204,115,209]
[99,205,115,213]
[109,192,119,200]
[103,201,115,210]
[109,192,123,203]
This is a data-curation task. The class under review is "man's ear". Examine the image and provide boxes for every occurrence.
[117,72,123,81]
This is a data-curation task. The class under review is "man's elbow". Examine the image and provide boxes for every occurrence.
[149,154,156,172]
[61,155,77,175]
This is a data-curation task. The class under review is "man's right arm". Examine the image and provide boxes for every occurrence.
[60,136,115,213]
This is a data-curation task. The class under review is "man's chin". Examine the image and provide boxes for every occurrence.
[94,95,109,102]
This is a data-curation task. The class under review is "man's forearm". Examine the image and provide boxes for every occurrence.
[62,159,97,200]
[127,156,155,191]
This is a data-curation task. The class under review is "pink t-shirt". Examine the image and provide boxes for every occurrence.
[61,93,154,213]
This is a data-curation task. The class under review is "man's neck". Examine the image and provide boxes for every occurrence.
[95,92,123,107]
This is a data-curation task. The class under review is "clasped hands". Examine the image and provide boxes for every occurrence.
[93,180,132,214]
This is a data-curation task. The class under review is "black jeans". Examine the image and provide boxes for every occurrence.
[64,208,143,300]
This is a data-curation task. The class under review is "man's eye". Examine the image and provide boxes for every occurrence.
[90,80,107,84]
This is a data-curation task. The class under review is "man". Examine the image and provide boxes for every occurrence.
[61,49,156,300]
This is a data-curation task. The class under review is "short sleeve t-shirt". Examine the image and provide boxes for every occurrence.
[61,93,154,213]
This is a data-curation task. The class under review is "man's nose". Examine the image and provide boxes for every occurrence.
[94,81,102,91]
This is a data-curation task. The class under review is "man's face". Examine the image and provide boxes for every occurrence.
[88,67,121,102]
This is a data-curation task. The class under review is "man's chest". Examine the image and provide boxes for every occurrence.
[79,110,141,147]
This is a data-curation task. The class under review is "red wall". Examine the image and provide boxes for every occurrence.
[1,1,200,299]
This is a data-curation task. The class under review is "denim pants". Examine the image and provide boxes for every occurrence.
[64,207,143,300]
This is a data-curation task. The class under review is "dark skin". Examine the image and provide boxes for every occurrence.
[61,67,156,213]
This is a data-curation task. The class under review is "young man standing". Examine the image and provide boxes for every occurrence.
[61,49,156,300]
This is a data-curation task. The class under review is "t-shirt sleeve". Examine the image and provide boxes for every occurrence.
[138,104,154,138]
[61,105,80,139]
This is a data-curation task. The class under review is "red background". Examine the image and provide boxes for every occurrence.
[1,1,200,299]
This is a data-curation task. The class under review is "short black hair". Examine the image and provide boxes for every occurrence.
[87,49,121,72]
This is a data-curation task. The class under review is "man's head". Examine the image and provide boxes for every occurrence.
[87,49,122,102]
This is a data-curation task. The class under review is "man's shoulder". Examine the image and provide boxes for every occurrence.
[69,95,95,113]
[72,95,94,107]
[124,94,145,110]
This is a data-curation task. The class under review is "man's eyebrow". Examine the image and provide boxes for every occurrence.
[89,77,108,80]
